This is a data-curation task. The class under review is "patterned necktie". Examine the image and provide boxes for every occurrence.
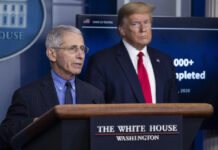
[137,52,152,103]
[65,81,73,104]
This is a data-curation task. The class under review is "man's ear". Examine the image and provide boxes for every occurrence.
[118,25,125,37]
[46,48,56,62]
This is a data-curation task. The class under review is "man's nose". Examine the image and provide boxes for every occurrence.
[76,49,85,59]
[139,23,147,32]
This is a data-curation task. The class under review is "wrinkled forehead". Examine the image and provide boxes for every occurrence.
[60,31,84,45]
[122,13,152,24]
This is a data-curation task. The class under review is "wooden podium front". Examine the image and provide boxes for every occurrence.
[11,103,213,150]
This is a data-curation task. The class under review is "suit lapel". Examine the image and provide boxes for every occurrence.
[75,78,83,104]
[147,47,163,103]
[116,42,145,103]
[40,73,59,109]
[75,78,90,104]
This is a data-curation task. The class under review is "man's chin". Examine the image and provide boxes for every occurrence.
[71,70,82,76]
[140,40,150,44]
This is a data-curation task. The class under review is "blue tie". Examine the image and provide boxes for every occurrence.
[65,81,73,104]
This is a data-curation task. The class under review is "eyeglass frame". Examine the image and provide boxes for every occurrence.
[52,45,89,54]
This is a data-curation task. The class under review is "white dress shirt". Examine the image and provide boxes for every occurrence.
[123,39,156,103]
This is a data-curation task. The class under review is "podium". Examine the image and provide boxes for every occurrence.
[11,103,213,150]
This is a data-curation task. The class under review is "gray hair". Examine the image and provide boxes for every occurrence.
[46,25,82,49]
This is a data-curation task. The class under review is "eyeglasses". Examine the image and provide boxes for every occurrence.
[53,45,89,54]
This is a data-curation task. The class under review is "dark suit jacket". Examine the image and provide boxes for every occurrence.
[0,73,104,150]
[85,41,178,103]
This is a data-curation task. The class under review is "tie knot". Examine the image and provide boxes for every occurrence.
[138,52,144,58]
[65,81,72,88]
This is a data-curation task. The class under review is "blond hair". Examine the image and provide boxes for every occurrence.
[118,2,155,26]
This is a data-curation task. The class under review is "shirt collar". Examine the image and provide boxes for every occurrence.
[122,39,148,58]
[51,70,75,90]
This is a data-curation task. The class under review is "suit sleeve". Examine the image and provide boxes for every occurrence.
[85,55,107,96]
[0,89,33,149]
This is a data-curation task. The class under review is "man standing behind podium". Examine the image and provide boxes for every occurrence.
[85,2,178,103]
[0,25,104,150]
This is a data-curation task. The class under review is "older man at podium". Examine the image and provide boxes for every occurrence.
[0,25,104,150]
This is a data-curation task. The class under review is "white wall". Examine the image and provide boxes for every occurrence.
[206,0,218,17]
